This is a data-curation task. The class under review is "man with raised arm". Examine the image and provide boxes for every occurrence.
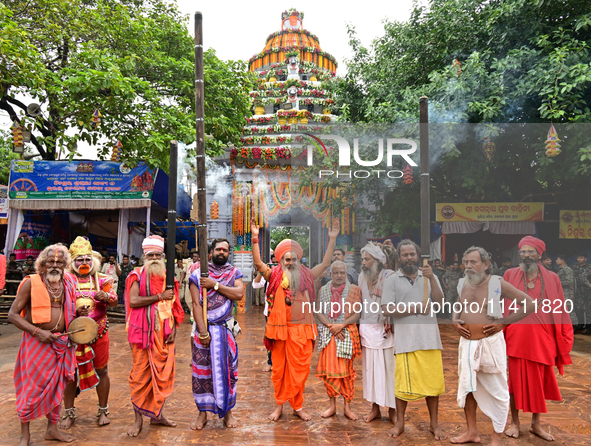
[451,246,533,446]
[251,218,340,421]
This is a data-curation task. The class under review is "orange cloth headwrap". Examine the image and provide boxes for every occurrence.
[519,236,546,256]
[275,239,304,261]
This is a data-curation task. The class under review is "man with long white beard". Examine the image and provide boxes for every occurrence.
[9,244,77,446]
[357,243,396,424]
[451,246,533,446]
[381,239,446,440]
[60,237,118,429]
[251,218,339,422]
[503,236,573,441]
[125,235,184,437]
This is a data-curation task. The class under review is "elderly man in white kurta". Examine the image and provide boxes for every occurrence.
[358,243,396,424]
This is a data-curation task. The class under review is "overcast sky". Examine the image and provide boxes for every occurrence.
[1,0,418,158]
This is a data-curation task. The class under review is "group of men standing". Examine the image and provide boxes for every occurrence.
[6,226,576,445]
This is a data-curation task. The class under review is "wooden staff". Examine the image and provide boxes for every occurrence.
[420,97,430,308]
[166,141,178,290]
[195,12,209,330]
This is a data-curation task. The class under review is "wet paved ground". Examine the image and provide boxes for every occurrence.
[1,307,591,445]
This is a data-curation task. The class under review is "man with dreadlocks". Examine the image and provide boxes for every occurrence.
[251,218,340,422]
[503,236,573,441]
[9,244,77,446]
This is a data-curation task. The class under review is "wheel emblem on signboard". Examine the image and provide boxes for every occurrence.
[10,179,38,192]
[561,212,573,223]
[441,205,455,219]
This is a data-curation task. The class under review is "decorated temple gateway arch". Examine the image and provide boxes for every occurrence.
[204,9,372,308]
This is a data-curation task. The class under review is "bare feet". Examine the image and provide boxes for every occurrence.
[387,422,405,437]
[429,425,447,440]
[268,405,283,422]
[18,437,29,446]
[363,404,381,423]
[150,414,177,427]
[190,411,208,430]
[450,431,481,444]
[491,432,502,446]
[530,423,555,441]
[344,404,359,421]
[294,409,312,421]
[58,416,74,430]
[321,405,336,418]
[223,411,238,428]
[44,423,75,443]
[262,363,272,372]
[388,407,396,424]
[127,413,143,437]
[505,423,520,438]
[98,412,110,426]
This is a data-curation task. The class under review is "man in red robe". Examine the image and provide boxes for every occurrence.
[125,235,184,437]
[503,236,573,441]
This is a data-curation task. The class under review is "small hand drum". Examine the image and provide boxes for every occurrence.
[67,317,98,345]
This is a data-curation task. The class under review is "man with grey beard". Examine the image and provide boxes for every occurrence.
[357,243,396,424]
[452,246,533,446]
[9,244,78,446]
[502,236,573,441]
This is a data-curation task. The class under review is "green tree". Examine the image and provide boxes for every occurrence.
[0,0,254,169]
[270,226,310,259]
[329,0,591,235]
[0,130,19,184]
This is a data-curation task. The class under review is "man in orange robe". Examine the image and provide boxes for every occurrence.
[251,218,340,421]
[125,235,184,437]
[315,261,362,420]
[503,236,573,441]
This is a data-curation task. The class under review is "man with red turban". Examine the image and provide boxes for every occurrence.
[251,218,340,421]
[503,236,573,441]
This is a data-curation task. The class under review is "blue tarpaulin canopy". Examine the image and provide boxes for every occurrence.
[152,170,192,220]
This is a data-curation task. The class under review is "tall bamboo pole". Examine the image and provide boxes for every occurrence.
[195,12,208,329]
[166,141,178,290]
[420,97,430,307]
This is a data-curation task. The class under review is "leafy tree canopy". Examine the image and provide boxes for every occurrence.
[327,0,591,235]
[0,0,254,169]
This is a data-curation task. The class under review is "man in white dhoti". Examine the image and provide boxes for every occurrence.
[358,243,396,424]
[452,246,533,446]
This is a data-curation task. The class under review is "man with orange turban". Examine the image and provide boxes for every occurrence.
[503,236,573,441]
[251,218,340,421]
[125,235,184,437]
[60,236,118,429]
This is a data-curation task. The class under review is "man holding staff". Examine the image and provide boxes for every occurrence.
[381,239,446,440]
[451,246,533,445]
[189,238,244,430]
[125,235,184,437]
[251,218,340,421]
[9,244,77,446]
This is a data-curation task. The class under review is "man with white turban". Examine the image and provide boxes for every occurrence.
[358,243,396,424]
[251,218,340,422]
